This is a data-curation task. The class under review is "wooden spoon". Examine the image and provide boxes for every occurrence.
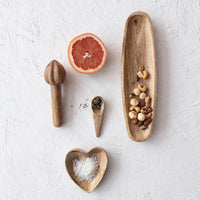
[121,11,157,142]
[44,60,66,127]
[65,147,108,193]
[91,96,104,137]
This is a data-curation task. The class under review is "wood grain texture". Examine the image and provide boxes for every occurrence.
[51,85,62,127]
[44,60,66,127]
[121,11,157,142]
[65,147,108,193]
[91,96,104,137]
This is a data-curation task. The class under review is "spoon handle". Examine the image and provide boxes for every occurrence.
[95,120,101,137]
[93,113,103,137]
[51,85,62,127]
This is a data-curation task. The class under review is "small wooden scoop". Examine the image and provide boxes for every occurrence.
[44,60,66,127]
[91,96,104,137]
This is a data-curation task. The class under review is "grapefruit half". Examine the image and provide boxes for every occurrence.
[68,33,107,74]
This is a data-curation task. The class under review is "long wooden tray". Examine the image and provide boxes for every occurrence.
[121,11,157,142]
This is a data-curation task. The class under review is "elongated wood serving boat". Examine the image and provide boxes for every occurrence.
[121,11,157,142]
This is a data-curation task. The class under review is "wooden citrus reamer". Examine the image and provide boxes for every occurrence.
[44,60,66,127]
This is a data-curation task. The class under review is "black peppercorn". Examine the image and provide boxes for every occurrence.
[92,97,102,110]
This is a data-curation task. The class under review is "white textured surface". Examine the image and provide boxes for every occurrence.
[1,0,200,199]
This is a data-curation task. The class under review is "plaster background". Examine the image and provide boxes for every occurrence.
[1,0,200,199]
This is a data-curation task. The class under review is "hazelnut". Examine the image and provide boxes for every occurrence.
[129,111,137,119]
[138,85,147,92]
[145,96,151,105]
[139,125,147,130]
[138,113,145,121]
[133,88,141,96]
[130,98,139,106]
[139,66,144,71]
[140,92,146,100]
[141,106,152,114]
[139,100,146,107]
[143,71,148,79]
[137,71,143,79]
[133,119,138,124]
[144,106,153,113]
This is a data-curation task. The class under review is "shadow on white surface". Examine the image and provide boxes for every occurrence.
[102,45,116,72]
[149,19,171,142]
[62,70,77,126]
[93,150,120,193]
[99,97,112,138]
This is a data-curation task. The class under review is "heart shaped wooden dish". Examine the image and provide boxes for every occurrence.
[65,147,108,193]
[121,11,157,142]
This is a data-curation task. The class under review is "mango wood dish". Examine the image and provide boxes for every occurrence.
[65,147,108,193]
[121,11,157,142]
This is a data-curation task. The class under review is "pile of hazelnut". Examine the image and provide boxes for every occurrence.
[128,66,153,130]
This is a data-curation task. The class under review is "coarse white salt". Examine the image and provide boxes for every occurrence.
[73,156,99,182]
